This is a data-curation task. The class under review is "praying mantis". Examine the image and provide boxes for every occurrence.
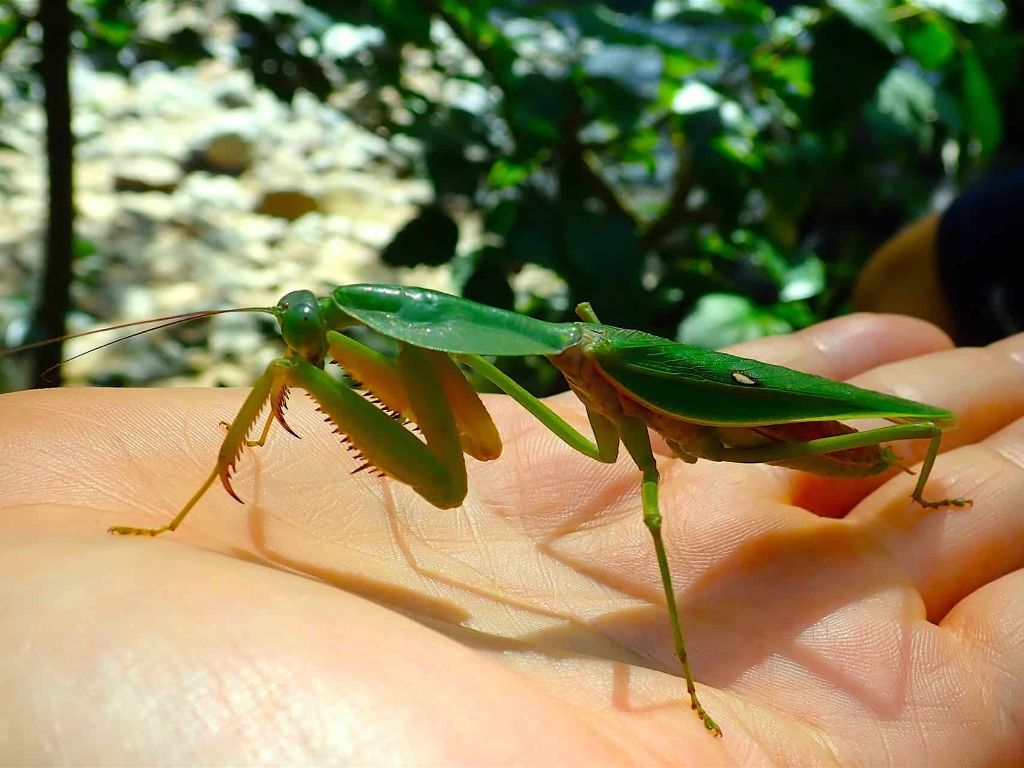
[16,283,972,737]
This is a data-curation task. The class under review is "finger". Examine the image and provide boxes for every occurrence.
[844,331,1024,499]
[695,315,956,518]
[939,567,1024,762]
[851,332,1024,455]
[644,314,953,468]
[868,413,1024,621]
[792,331,1024,517]
[725,313,952,379]
[848,333,1024,619]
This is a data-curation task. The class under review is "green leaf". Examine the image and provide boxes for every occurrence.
[487,158,531,189]
[906,17,957,69]
[913,0,1005,25]
[370,0,432,46]
[505,192,559,270]
[563,213,649,327]
[92,19,133,47]
[462,250,516,311]
[768,56,812,97]
[0,17,18,42]
[962,49,1003,155]
[72,236,98,260]
[876,67,938,148]
[713,134,763,170]
[826,0,902,52]
[506,74,574,143]
[810,15,897,127]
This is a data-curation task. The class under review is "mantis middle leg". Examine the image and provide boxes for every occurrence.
[620,417,723,737]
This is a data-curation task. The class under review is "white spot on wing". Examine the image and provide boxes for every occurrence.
[731,371,759,386]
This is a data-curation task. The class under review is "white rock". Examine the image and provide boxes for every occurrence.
[114,156,182,192]
[176,173,257,213]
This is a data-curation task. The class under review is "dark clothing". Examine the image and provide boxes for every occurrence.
[937,169,1024,345]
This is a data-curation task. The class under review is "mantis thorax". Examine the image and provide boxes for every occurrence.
[550,342,708,455]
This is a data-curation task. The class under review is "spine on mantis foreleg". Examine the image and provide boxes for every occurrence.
[285,358,462,504]
[218,362,284,500]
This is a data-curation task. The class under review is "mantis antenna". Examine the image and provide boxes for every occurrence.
[1,306,273,381]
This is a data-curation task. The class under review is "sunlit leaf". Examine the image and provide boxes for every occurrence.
[677,294,791,348]
[584,44,663,98]
[913,0,1005,25]
[487,158,531,189]
[779,257,825,301]
[876,67,938,148]
[713,134,763,169]
[671,81,721,114]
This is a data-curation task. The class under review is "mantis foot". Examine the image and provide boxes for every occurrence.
[693,701,723,737]
[220,419,266,448]
[108,524,172,536]
[914,495,973,510]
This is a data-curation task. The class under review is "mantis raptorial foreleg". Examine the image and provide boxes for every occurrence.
[327,331,501,462]
[110,341,494,536]
[109,363,283,536]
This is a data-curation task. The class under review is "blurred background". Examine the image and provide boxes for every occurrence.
[0,0,1021,394]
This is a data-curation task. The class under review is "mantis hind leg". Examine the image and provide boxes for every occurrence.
[911,431,970,509]
[619,418,723,737]
[699,423,971,509]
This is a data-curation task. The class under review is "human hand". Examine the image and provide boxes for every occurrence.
[1,313,1022,765]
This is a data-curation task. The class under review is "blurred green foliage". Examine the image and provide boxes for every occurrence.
[2,0,1021,393]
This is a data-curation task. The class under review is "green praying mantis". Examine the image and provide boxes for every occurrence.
[15,283,972,737]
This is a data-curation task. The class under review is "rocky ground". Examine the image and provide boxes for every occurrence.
[0,56,472,390]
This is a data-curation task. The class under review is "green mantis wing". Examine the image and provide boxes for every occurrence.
[331,284,581,356]
[328,286,951,427]
[586,326,954,426]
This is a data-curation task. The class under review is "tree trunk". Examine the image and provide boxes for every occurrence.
[31,0,74,387]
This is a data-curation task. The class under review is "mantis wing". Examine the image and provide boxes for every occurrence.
[332,284,581,356]
[587,326,954,426]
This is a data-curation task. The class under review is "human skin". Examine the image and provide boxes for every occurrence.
[1,313,1023,766]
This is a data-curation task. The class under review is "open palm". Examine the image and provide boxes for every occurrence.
[2,313,1022,766]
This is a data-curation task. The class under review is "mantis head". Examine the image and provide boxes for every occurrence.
[273,290,328,364]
